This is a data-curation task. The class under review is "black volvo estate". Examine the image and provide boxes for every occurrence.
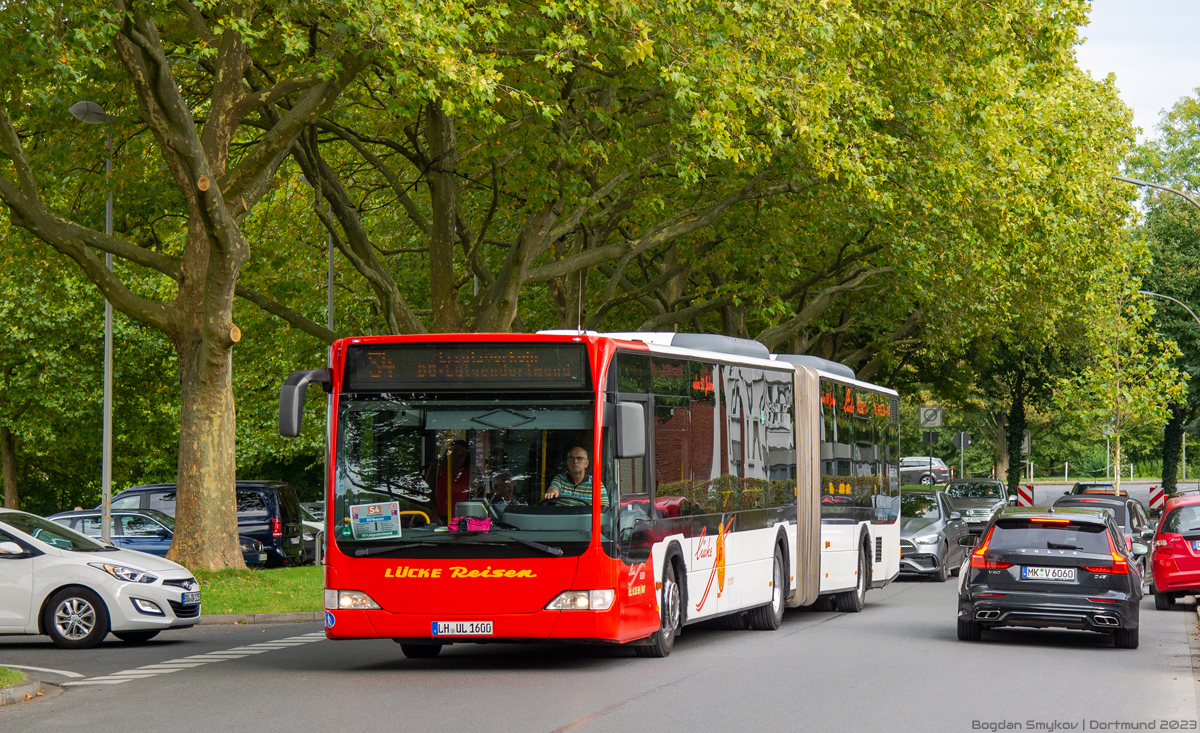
[957,506,1148,648]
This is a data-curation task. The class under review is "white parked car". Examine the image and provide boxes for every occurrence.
[0,508,200,648]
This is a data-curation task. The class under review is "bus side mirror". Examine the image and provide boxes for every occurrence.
[279,368,332,437]
[615,402,645,459]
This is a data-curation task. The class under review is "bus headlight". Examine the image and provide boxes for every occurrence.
[335,590,381,610]
[546,590,615,611]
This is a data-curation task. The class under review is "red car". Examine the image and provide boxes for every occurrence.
[1150,493,1200,609]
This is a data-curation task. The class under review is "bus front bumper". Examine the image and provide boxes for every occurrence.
[322,606,640,643]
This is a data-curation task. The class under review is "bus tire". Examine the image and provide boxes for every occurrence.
[635,560,681,658]
[748,545,786,630]
[399,643,442,659]
[835,541,869,613]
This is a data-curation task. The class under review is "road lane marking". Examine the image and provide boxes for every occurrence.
[60,633,327,687]
[0,664,84,678]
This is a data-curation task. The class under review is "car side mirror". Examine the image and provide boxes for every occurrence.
[949,511,962,521]
[0,540,24,555]
[1130,541,1150,557]
[958,535,978,547]
[1007,496,1017,505]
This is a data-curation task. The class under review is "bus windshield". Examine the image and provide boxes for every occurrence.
[334,397,599,557]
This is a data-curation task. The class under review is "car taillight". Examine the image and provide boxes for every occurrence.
[1083,533,1128,574]
[1155,534,1178,556]
[271,517,283,538]
[970,527,1013,569]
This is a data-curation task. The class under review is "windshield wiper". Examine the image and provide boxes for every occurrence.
[1047,542,1083,551]
[353,542,444,557]
[459,532,564,557]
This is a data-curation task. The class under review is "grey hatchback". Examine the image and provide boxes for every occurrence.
[957,506,1147,648]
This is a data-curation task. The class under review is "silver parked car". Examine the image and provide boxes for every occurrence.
[900,490,970,581]
[945,478,1013,534]
[899,456,951,485]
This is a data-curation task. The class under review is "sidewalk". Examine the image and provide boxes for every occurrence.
[200,611,323,625]
[0,673,44,708]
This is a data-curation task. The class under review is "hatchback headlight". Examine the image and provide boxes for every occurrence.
[90,563,158,584]
[913,534,940,545]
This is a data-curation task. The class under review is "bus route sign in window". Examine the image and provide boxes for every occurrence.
[343,343,590,392]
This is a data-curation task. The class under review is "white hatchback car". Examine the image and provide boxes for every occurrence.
[0,508,200,648]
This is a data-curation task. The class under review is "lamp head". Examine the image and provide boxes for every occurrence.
[69,101,113,124]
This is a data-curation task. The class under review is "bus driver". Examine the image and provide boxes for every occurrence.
[545,446,609,506]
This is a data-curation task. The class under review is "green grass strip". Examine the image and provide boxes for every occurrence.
[193,566,322,615]
[0,667,26,688]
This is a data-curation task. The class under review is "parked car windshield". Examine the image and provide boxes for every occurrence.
[0,512,113,552]
[946,482,1004,499]
[901,494,941,519]
[988,519,1111,553]
[1054,501,1124,528]
[1162,505,1200,534]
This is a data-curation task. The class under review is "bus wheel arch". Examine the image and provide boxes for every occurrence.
[748,534,789,630]
[635,544,685,658]
[835,530,871,613]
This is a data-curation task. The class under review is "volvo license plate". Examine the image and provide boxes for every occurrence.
[432,621,493,636]
[1021,566,1075,582]
[181,591,201,605]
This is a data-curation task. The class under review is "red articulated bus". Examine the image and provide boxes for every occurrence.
[279,331,900,658]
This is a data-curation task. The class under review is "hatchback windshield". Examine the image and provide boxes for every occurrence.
[988,519,1111,553]
[0,512,113,552]
[335,397,598,556]
[901,494,940,519]
[1163,505,1200,534]
[946,482,1004,499]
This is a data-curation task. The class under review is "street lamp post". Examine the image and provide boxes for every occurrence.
[1138,289,1200,491]
[70,101,114,544]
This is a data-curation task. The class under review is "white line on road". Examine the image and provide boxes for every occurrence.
[62,632,326,688]
[0,664,84,678]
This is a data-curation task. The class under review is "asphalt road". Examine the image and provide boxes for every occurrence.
[3,575,1198,733]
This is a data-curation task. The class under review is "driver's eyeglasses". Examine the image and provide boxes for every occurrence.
[567,456,588,462]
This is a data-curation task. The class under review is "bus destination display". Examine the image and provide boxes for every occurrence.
[343,343,589,391]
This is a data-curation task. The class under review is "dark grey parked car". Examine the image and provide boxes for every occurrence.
[106,481,305,566]
[945,478,1012,534]
[899,456,951,486]
[957,506,1147,648]
[900,490,970,581]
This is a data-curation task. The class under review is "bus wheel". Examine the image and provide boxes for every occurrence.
[748,546,786,630]
[835,544,869,613]
[636,561,680,658]
[398,643,442,659]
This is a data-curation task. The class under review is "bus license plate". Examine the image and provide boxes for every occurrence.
[1021,566,1075,582]
[432,621,493,637]
[181,591,201,605]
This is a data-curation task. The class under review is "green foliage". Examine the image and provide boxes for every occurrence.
[193,566,322,615]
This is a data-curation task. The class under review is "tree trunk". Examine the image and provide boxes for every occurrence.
[1005,378,1026,496]
[1162,402,1184,495]
[0,426,15,509]
[992,412,1008,480]
[167,328,245,570]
